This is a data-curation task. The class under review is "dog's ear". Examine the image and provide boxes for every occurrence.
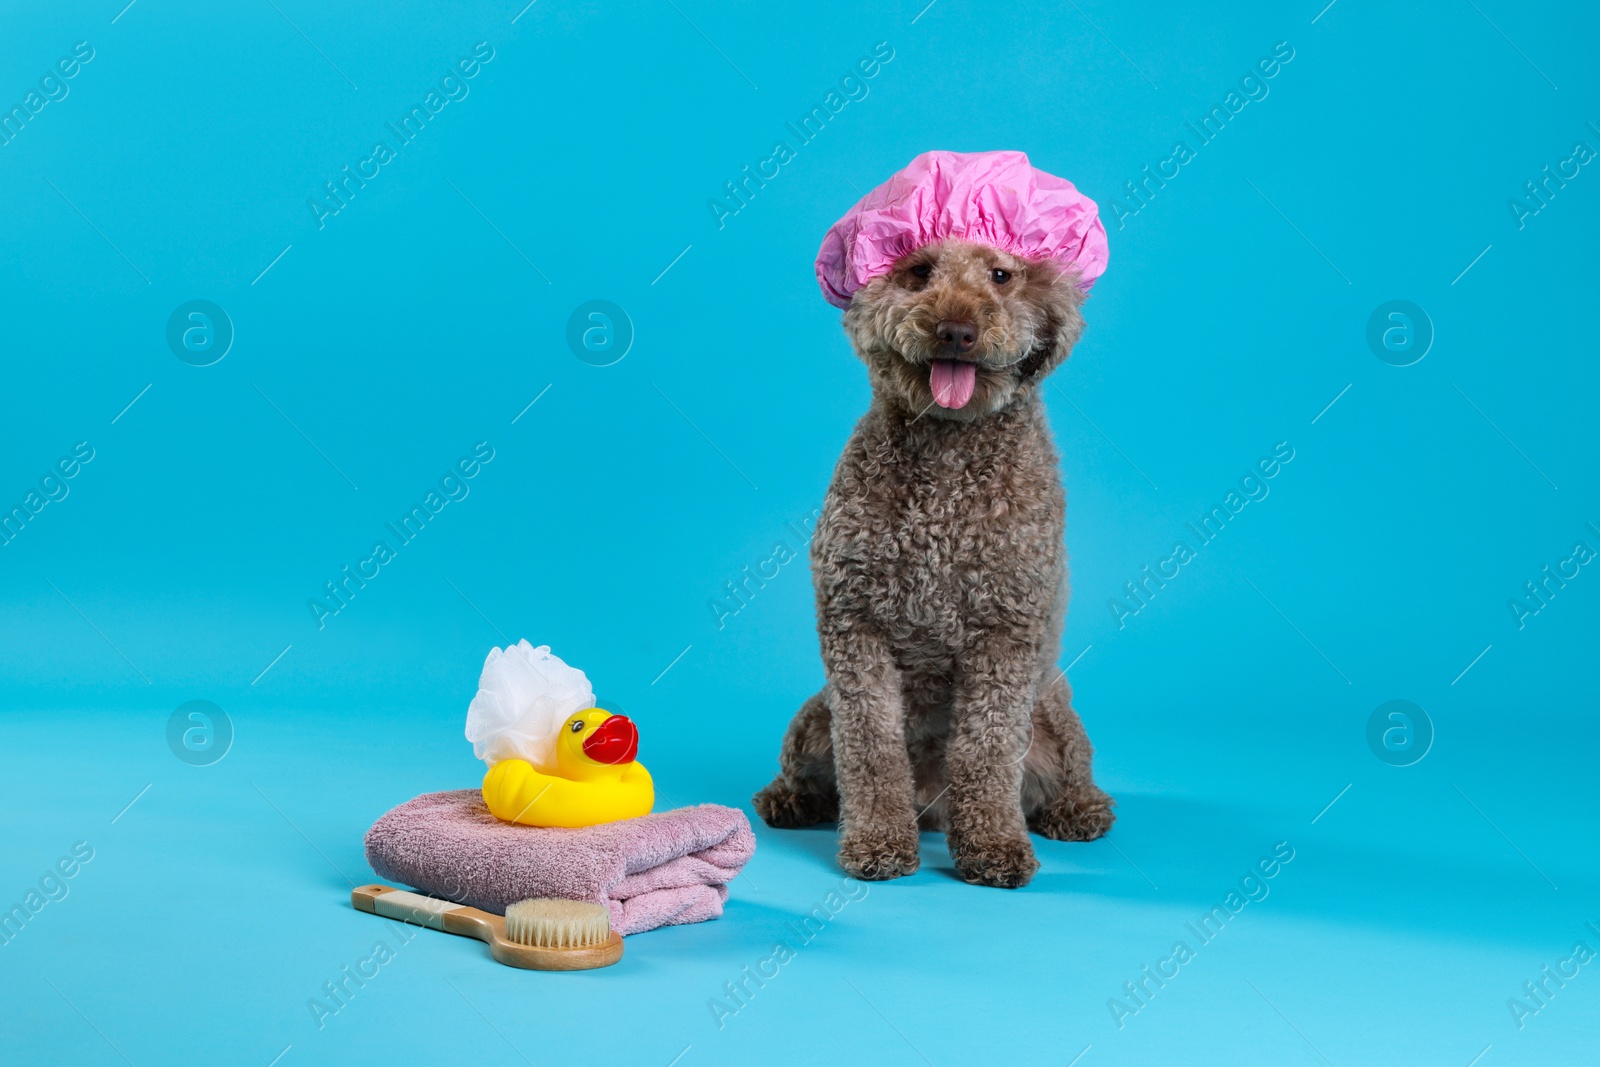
[1015,262,1086,383]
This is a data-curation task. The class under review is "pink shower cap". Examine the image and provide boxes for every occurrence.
[815,150,1109,309]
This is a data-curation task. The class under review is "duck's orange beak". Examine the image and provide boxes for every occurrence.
[582,714,638,765]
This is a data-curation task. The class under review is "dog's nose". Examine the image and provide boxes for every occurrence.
[936,320,978,354]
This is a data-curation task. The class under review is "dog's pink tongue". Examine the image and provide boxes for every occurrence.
[930,360,976,409]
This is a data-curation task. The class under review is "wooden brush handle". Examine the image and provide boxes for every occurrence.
[351,884,623,971]
[353,884,488,936]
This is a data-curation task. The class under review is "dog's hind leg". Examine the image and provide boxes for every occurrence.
[1024,672,1116,842]
[752,690,840,828]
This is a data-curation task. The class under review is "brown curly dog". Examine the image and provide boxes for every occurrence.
[753,237,1115,888]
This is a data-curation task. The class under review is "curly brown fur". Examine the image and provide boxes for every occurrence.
[753,239,1114,888]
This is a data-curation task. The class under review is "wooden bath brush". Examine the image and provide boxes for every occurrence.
[352,884,623,970]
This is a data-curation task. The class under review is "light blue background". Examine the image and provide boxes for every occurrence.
[2,1,1597,1064]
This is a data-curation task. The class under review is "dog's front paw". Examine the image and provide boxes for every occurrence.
[949,833,1040,888]
[838,825,921,881]
[753,779,838,829]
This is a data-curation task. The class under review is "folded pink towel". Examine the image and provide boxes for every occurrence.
[363,790,756,936]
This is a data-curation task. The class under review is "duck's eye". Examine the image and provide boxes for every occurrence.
[991,268,1011,285]
[569,720,585,733]
[910,263,932,279]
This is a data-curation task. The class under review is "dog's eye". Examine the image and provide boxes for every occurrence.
[991,269,1011,285]
[910,264,932,279]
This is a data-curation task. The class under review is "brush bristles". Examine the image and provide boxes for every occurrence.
[503,898,612,949]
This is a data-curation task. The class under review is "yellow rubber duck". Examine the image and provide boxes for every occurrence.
[482,709,654,828]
